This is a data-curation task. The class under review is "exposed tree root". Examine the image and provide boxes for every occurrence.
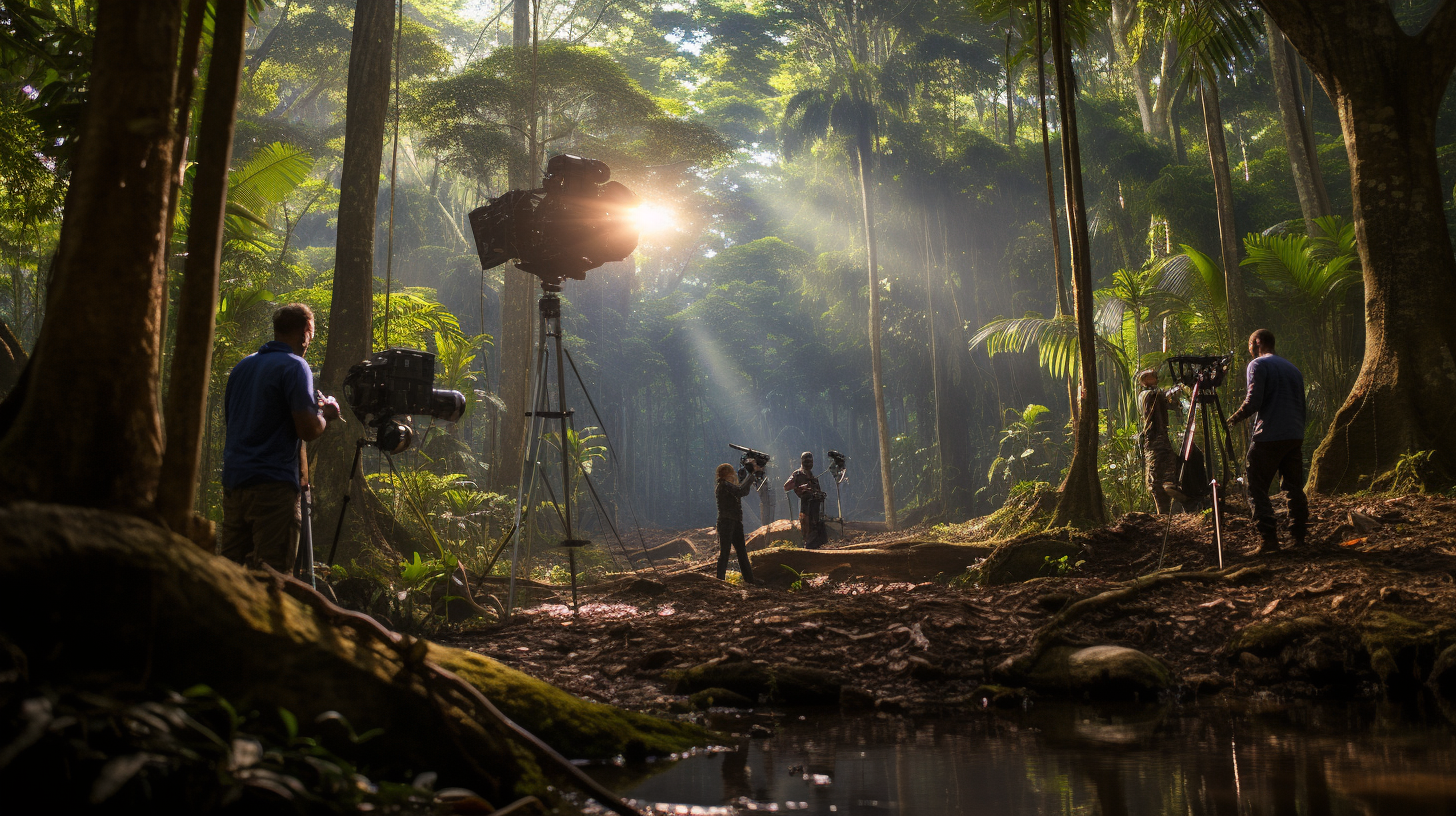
[995,565,1265,681]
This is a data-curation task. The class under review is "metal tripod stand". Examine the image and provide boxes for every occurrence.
[507,281,590,617]
[1159,355,1244,570]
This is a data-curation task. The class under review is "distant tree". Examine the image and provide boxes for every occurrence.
[1260,0,1456,491]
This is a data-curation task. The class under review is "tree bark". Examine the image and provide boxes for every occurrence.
[156,0,248,534]
[1036,0,1067,319]
[1048,0,1105,528]
[1260,0,1456,492]
[1109,0,1155,136]
[1200,79,1251,344]
[857,130,898,531]
[1005,28,1017,147]
[0,2,183,514]
[1265,11,1330,237]
[312,0,395,564]
[0,316,25,396]
[319,0,394,396]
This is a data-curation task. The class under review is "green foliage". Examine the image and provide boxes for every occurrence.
[1041,554,1084,576]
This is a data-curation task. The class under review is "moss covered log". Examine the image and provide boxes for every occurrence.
[0,502,708,809]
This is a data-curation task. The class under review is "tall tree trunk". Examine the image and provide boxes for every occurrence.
[494,1,536,493]
[0,2,184,513]
[1005,28,1016,147]
[1149,31,1177,141]
[1261,0,1456,492]
[856,130,897,531]
[1036,0,1067,319]
[157,0,249,534]
[0,316,25,396]
[313,0,395,563]
[319,0,395,395]
[1048,0,1105,527]
[1109,0,1155,136]
[1266,12,1330,236]
[1200,79,1251,344]
[923,213,945,514]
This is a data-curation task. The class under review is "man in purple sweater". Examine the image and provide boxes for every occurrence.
[1227,329,1308,552]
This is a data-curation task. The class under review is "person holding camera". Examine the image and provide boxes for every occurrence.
[1139,368,1190,513]
[715,461,759,582]
[1227,328,1308,551]
[784,452,828,550]
[221,304,341,572]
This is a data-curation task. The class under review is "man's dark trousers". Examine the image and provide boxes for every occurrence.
[716,518,754,581]
[1246,438,1308,542]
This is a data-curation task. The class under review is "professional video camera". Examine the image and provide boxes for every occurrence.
[826,450,848,481]
[342,348,466,453]
[467,154,641,288]
[729,443,771,471]
[1166,354,1234,400]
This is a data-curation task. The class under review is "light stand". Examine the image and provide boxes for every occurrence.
[507,281,590,618]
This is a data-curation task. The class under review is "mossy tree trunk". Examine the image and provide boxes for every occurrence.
[1260,0,1456,492]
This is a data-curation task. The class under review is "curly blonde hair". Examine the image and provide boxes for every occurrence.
[715,463,737,483]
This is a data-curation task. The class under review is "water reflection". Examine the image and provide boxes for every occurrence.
[612,702,1456,815]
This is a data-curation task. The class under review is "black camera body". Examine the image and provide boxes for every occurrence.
[468,155,641,287]
[1167,354,1233,391]
[343,348,466,453]
[729,443,770,472]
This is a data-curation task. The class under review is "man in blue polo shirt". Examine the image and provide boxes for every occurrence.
[1227,328,1308,552]
[221,303,341,571]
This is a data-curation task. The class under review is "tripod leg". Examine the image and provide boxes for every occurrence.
[1157,503,1175,571]
[507,309,552,621]
[1202,402,1225,565]
[569,547,578,614]
[326,440,365,565]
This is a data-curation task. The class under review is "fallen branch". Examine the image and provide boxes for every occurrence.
[995,564,1263,681]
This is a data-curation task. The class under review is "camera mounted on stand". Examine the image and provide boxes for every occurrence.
[467,154,641,291]
[467,156,644,617]
[342,348,466,453]
[729,444,771,487]
[1167,354,1233,398]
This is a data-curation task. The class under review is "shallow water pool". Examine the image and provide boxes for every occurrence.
[603,700,1456,815]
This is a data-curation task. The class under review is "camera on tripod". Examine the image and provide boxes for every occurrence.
[467,154,641,288]
[342,348,466,453]
[826,450,847,481]
[1167,354,1234,398]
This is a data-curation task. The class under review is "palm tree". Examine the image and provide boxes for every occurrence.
[782,70,898,531]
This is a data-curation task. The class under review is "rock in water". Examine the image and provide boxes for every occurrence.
[1028,645,1172,700]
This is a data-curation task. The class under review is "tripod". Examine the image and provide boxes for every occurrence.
[507,281,590,617]
[1158,356,1244,570]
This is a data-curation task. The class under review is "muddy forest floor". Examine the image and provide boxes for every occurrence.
[441,493,1456,716]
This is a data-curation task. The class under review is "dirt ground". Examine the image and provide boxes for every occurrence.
[441,493,1456,714]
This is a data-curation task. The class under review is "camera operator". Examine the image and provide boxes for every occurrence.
[784,452,828,550]
[1139,368,1191,513]
[715,461,759,582]
[220,304,341,572]
[1227,329,1308,551]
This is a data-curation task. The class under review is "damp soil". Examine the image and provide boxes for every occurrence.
[440,494,1456,714]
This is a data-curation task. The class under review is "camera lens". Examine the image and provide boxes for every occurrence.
[375,422,412,454]
[429,389,466,423]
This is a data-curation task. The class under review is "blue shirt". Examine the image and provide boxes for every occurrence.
[1233,354,1306,442]
[222,341,317,490]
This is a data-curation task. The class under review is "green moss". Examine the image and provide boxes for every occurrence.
[431,645,711,760]
[1356,611,1456,692]
[1226,616,1332,657]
